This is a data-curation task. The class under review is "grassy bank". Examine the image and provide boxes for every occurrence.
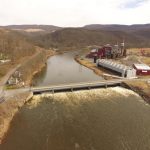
[18,48,47,85]
[122,80,150,103]
[4,48,56,88]
[75,57,118,80]
[75,53,150,104]
[75,57,103,75]
[0,92,33,144]
[0,49,56,143]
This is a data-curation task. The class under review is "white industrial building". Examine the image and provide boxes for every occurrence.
[97,59,136,78]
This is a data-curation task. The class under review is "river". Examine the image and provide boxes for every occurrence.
[32,51,102,86]
[1,52,150,150]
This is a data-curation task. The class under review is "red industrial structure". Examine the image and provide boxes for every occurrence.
[86,43,126,59]
[133,64,150,75]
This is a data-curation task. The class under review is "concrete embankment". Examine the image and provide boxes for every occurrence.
[0,92,33,144]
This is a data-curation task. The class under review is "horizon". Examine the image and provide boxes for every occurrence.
[1,23,150,28]
[0,0,150,27]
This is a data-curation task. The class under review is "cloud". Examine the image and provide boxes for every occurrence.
[120,0,149,9]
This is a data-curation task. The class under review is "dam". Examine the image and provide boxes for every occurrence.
[1,52,150,150]
[1,87,150,150]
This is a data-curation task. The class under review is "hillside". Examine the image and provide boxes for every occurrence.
[34,27,150,50]
[84,24,150,31]
[0,25,61,36]
[1,24,150,51]
[0,28,36,78]
[0,28,35,61]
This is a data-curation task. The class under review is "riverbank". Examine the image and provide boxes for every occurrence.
[4,48,56,88]
[0,48,56,143]
[0,92,33,144]
[28,49,56,86]
[75,57,150,104]
[19,48,55,86]
[122,80,150,104]
[75,57,118,80]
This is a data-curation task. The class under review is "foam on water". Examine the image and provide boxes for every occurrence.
[1,87,150,150]
[28,87,143,109]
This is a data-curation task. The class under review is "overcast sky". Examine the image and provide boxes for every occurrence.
[0,0,150,27]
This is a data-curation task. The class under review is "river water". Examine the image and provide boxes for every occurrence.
[1,88,150,150]
[32,51,102,86]
[1,52,150,150]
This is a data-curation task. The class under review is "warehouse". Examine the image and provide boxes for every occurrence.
[97,59,136,78]
[133,64,150,75]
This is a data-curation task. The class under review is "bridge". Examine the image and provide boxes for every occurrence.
[1,78,149,102]
[31,80,122,95]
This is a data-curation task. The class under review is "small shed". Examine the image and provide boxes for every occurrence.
[133,64,150,75]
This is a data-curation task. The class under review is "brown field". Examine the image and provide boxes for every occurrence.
[127,48,150,56]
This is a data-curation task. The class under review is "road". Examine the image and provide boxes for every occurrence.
[0,47,45,102]
[0,64,21,102]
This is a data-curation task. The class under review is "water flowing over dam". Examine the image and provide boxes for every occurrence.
[1,51,150,150]
[1,87,150,150]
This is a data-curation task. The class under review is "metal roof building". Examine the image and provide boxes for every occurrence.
[97,59,136,78]
[133,64,150,75]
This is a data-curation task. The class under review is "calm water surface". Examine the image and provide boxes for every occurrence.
[32,51,103,86]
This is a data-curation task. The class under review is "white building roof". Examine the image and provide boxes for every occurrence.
[134,64,150,70]
[91,49,97,53]
[98,59,133,72]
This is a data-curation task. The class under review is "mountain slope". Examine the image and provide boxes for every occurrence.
[0,25,62,38]
[34,27,150,50]
[84,24,150,31]
[1,24,150,51]
[0,28,35,61]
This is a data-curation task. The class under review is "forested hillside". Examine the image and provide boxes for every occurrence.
[34,27,150,50]
[0,25,62,37]
[1,24,150,52]
[0,29,35,62]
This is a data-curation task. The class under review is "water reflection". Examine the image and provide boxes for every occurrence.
[32,52,103,86]
[32,65,47,86]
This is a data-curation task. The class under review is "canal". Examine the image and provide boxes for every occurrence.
[1,52,150,150]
